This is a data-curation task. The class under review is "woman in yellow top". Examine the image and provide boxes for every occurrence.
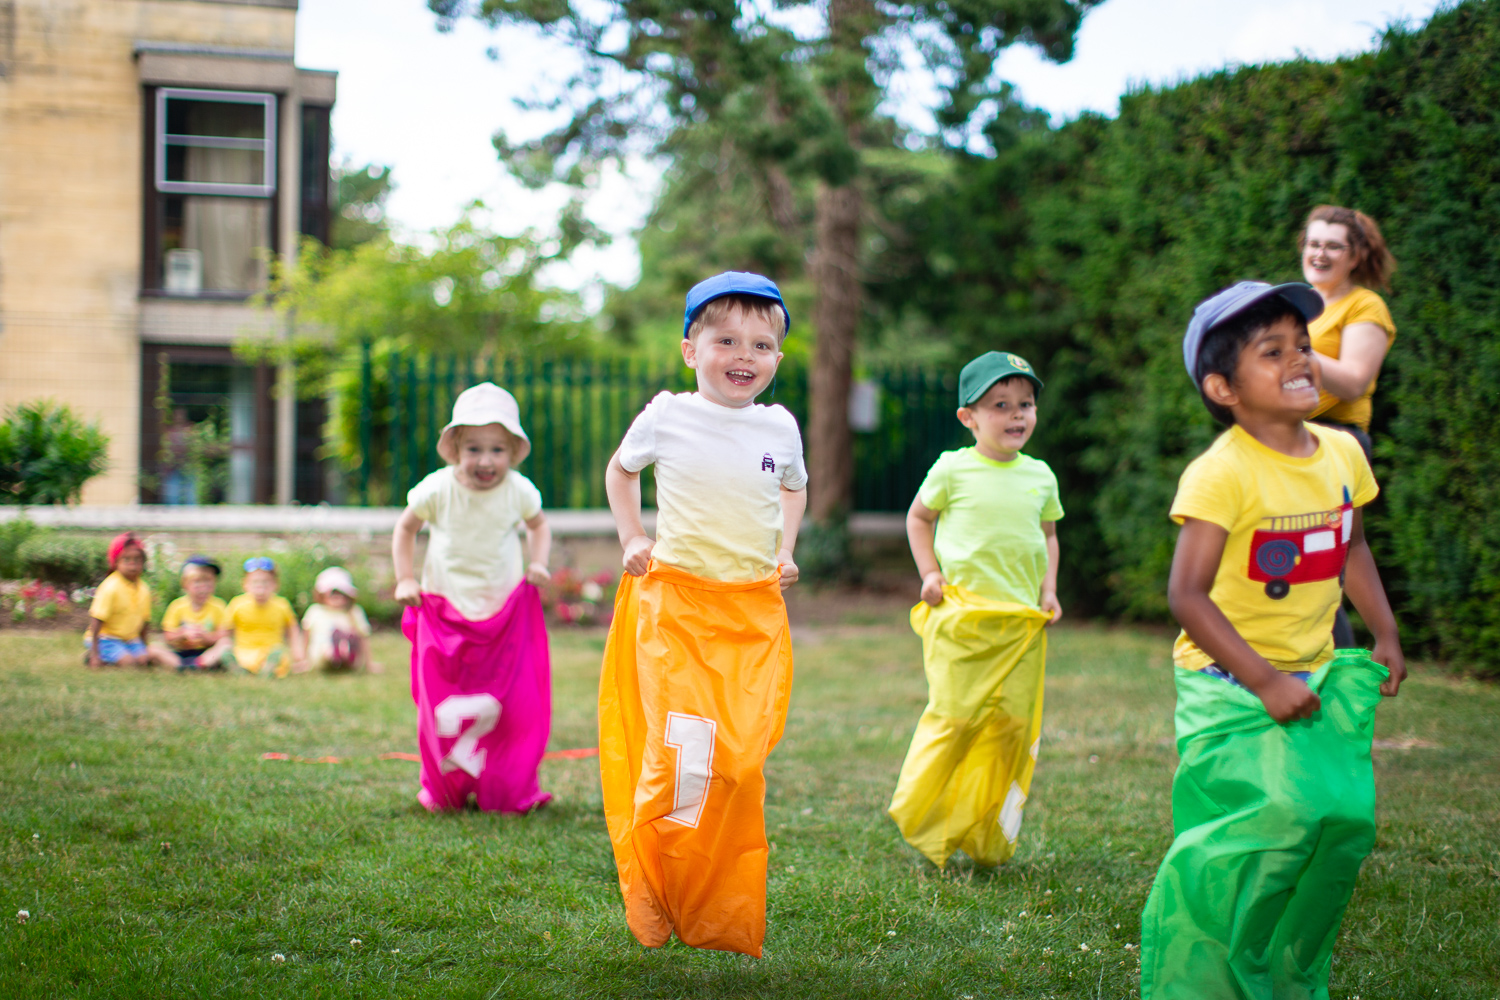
[1299,205,1397,649]
[1299,204,1398,458]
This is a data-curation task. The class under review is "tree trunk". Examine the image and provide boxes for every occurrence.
[808,181,861,521]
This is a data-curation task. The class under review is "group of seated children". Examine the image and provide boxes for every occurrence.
[85,535,372,676]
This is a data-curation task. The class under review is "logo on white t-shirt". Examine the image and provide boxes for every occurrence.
[761,453,775,472]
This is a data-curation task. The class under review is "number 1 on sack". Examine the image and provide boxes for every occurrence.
[434,694,501,777]
[664,712,716,827]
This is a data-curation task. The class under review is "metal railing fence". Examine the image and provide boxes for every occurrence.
[352,347,966,512]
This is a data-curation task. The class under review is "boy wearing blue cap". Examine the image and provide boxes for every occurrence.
[598,272,806,957]
[1140,281,1406,999]
[890,351,1062,868]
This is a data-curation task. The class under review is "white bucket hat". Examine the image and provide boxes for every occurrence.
[436,383,531,465]
[314,566,358,597]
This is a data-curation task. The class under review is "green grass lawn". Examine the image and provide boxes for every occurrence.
[1,618,1496,998]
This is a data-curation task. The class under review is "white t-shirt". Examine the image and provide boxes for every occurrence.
[407,466,543,620]
[301,603,372,656]
[618,391,807,582]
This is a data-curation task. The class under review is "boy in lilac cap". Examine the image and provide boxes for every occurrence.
[1139,280,1406,999]
[597,271,806,956]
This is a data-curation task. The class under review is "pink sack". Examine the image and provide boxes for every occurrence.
[402,584,553,813]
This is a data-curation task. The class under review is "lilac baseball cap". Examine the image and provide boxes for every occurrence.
[1183,281,1324,384]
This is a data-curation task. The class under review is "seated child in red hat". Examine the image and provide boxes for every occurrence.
[85,533,176,669]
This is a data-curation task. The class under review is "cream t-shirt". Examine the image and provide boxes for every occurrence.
[407,466,543,620]
[301,603,372,653]
[618,391,807,582]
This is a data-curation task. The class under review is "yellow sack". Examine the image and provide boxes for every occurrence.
[598,562,793,957]
[888,587,1050,867]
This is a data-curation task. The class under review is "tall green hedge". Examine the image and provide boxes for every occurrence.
[877,1,1500,671]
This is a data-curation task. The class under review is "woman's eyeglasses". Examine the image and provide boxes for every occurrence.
[1305,240,1351,255]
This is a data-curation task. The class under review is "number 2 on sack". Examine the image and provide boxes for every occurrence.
[434,694,501,777]
[664,712,716,827]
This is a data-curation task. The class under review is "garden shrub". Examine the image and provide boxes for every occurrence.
[0,517,41,579]
[0,401,109,505]
[18,534,110,586]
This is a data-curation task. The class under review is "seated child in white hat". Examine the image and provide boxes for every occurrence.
[302,566,374,672]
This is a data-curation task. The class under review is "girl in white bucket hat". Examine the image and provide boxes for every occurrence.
[391,382,556,813]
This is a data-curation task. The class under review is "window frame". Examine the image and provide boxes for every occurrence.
[154,87,278,198]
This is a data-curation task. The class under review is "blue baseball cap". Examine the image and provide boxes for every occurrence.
[682,271,791,339]
[182,554,222,576]
[243,557,276,573]
[1183,281,1324,384]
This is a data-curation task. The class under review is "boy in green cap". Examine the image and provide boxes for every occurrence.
[890,351,1062,866]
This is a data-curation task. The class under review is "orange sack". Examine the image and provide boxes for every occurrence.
[598,562,794,957]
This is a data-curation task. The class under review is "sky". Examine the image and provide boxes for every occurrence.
[294,0,1448,293]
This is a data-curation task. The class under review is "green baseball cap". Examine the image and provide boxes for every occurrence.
[958,351,1043,406]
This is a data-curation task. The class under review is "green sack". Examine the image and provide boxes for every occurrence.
[1140,649,1388,1000]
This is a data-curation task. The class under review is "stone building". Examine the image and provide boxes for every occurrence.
[0,0,335,504]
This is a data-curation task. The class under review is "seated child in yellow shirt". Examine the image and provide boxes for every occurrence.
[302,566,374,672]
[208,557,304,678]
[160,555,229,672]
[85,532,176,669]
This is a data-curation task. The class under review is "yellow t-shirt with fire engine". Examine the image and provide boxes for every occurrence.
[1169,424,1377,673]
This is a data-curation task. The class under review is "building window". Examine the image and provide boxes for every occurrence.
[144,88,278,297]
[156,88,276,196]
[300,104,332,246]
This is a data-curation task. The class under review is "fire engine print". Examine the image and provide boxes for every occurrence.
[1248,486,1354,600]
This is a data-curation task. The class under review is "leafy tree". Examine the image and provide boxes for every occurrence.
[0,401,110,505]
[428,0,1097,523]
[257,212,588,502]
[331,161,396,251]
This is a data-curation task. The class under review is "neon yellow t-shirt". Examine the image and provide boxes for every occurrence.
[1169,424,1378,673]
[87,572,152,641]
[918,447,1064,609]
[1308,286,1395,431]
[161,595,229,649]
[226,594,297,659]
